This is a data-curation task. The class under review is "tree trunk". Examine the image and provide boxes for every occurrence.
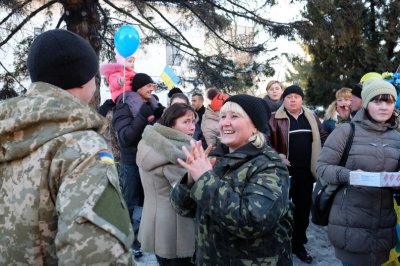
[60,0,102,109]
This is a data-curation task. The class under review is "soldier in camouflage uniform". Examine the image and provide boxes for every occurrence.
[0,29,134,265]
[171,95,293,266]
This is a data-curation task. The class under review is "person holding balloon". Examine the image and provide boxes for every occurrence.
[100,50,136,103]
[111,25,165,259]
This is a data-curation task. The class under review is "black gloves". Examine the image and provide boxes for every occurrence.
[153,103,165,120]
[139,102,155,122]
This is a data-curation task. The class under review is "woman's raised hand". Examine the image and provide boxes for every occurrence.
[178,140,215,183]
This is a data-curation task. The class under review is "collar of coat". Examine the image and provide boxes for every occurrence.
[273,104,322,179]
[211,142,266,160]
[141,123,192,164]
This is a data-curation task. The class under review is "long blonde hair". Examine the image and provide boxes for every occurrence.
[220,101,265,148]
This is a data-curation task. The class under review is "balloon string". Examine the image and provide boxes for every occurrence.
[123,64,126,103]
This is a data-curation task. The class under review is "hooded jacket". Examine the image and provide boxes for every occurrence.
[317,109,400,266]
[136,124,195,259]
[170,142,293,265]
[100,63,136,102]
[201,106,220,147]
[0,83,133,265]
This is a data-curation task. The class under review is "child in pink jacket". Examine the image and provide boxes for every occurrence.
[100,51,136,102]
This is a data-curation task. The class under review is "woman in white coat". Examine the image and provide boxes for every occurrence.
[136,103,197,265]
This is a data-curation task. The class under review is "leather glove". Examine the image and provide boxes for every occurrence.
[153,103,165,120]
[139,102,155,123]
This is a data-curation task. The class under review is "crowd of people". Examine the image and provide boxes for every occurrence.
[1,28,399,266]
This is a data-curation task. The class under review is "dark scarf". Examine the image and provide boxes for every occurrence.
[263,96,283,112]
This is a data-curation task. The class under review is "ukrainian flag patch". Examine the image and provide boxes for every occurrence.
[99,151,114,164]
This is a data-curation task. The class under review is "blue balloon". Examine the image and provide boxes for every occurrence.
[114,25,140,58]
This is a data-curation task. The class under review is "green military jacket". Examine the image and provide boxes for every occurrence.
[170,142,293,266]
[0,83,134,265]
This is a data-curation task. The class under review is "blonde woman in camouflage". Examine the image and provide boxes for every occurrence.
[171,94,293,265]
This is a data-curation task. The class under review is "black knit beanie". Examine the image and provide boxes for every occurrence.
[225,94,270,133]
[281,85,304,100]
[27,29,98,90]
[132,73,155,92]
[351,83,362,99]
[168,87,183,98]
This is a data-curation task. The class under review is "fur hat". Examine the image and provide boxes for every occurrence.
[225,94,270,133]
[132,73,154,92]
[281,85,304,100]
[27,29,98,90]
[210,93,229,111]
[361,78,397,108]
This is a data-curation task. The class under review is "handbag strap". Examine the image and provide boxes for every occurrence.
[338,122,355,166]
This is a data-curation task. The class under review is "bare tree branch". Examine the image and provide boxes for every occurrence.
[0,0,31,26]
[0,60,26,90]
[0,0,58,48]
[180,1,263,53]
[103,0,200,57]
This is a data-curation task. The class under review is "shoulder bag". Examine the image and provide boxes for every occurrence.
[311,122,355,226]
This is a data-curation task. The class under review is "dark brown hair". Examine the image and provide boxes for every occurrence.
[170,93,189,105]
[370,94,395,103]
[158,103,197,128]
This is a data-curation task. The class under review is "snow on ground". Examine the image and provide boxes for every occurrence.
[134,217,341,265]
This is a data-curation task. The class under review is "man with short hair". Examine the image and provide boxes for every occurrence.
[269,85,328,264]
[191,92,205,123]
[0,29,133,265]
[191,92,207,148]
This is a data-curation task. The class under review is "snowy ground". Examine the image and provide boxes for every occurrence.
[133,218,341,266]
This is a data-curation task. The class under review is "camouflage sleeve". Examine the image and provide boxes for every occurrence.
[190,157,289,239]
[54,136,134,265]
[170,175,197,218]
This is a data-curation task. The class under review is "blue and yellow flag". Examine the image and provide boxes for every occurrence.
[98,151,114,164]
[160,65,180,89]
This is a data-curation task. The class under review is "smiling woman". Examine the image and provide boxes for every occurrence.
[170,94,293,265]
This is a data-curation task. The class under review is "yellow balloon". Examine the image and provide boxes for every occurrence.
[360,72,382,83]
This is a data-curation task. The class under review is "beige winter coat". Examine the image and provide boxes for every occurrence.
[201,106,220,147]
[136,123,195,259]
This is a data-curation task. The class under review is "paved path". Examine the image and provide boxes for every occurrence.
[133,220,341,266]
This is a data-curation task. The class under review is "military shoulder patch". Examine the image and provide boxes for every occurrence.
[98,151,114,164]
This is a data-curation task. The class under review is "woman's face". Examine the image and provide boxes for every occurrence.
[367,97,395,124]
[219,111,256,151]
[267,83,283,101]
[336,97,351,108]
[172,111,196,137]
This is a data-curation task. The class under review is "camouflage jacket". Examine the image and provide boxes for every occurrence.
[170,142,293,266]
[0,83,134,265]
